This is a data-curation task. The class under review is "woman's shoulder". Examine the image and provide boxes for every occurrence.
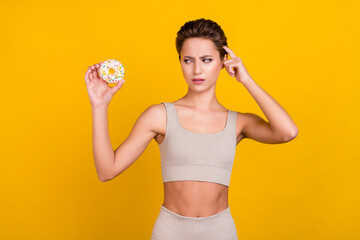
[134,103,167,136]
[231,110,253,124]
[142,102,167,116]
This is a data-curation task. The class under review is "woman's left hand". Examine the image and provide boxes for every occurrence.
[222,46,251,84]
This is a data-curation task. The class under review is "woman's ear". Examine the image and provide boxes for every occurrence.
[222,54,228,69]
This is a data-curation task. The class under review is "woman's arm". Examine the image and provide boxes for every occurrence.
[240,77,298,142]
[91,104,160,182]
[92,106,115,181]
[85,62,161,182]
[110,104,162,180]
[223,46,298,143]
[84,62,125,181]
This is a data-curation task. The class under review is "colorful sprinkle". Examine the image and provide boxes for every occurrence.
[98,59,125,83]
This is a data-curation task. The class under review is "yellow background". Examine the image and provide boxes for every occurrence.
[1,0,359,239]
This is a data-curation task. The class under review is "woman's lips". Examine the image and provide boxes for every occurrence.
[192,78,205,84]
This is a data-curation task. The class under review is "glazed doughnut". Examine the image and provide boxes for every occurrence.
[98,59,125,83]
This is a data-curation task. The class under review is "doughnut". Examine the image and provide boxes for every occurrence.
[98,59,125,83]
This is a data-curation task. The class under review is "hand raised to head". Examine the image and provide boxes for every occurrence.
[222,46,251,84]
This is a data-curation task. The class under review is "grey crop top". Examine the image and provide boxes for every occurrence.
[158,102,237,187]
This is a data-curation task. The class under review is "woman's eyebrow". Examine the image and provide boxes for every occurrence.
[184,55,213,59]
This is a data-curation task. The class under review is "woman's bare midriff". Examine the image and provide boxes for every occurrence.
[156,101,237,218]
[162,181,229,217]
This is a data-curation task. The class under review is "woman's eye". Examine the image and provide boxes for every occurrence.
[184,59,212,63]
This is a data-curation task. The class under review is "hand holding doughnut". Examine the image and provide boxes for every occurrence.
[84,61,126,109]
[98,59,125,83]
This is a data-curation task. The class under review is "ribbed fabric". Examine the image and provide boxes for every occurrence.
[158,102,237,187]
[151,204,238,240]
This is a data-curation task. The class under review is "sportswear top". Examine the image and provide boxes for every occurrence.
[158,102,237,187]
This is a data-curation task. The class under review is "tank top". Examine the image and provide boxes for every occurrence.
[158,102,237,187]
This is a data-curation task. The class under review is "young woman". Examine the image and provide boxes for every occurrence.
[84,18,298,240]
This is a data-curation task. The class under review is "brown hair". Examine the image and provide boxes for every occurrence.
[175,18,228,61]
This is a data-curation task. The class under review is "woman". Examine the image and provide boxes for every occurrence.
[84,18,298,240]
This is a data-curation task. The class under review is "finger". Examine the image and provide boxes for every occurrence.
[223,58,237,65]
[111,79,125,95]
[223,46,237,59]
[224,58,242,67]
[224,59,238,69]
[95,71,100,80]
[85,67,92,83]
[226,66,235,77]
[89,69,94,81]
[224,65,234,77]
[224,55,237,68]
[96,61,103,68]
[92,70,99,79]
[226,64,236,76]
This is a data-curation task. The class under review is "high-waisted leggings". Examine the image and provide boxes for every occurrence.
[151,204,238,240]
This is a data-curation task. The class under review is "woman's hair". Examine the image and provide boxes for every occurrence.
[175,18,228,61]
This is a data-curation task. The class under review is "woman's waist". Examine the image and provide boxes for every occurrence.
[163,180,228,217]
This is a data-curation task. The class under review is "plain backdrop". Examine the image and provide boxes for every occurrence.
[0,0,359,239]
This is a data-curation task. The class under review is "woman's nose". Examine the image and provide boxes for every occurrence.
[194,60,201,75]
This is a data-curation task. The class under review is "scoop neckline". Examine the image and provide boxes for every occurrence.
[170,102,230,135]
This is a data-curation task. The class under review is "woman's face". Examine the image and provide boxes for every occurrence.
[180,38,224,91]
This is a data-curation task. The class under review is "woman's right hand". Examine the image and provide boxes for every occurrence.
[84,61,126,109]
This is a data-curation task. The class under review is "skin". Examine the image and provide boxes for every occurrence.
[84,37,298,218]
[160,38,235,217]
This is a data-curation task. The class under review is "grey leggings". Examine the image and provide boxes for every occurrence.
[151,204,238,240]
